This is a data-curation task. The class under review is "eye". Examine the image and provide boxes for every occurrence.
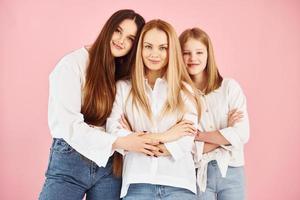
[183,52,191,55]
[115,28,122,34]
[144,45,152,49]
[159,47,168,51]
[127,37,135,42]
[196,51,203,55]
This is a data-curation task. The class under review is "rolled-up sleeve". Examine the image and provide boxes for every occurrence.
[218,80,250,150]
[48,58,117,167]
[165,93,199,161]
[106,81,132,155]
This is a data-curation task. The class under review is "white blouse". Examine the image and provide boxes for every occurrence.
[106,79,202,197]
[48,48,117,167]
[195,78,250,192]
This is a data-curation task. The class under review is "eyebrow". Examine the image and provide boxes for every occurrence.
[183,49,204,51]
[144,42,168,46]
[118,25,136,38]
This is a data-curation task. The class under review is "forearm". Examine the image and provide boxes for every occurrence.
[196,130,230,145]
[203,142,220,153]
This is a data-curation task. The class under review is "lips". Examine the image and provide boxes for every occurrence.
[148,59,160,64]
[187,63,200,68]
[112,41,124,50]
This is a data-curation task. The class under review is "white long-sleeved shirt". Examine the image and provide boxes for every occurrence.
[48,47,117,167]
[195,78,250,192]
[106,78,202,198]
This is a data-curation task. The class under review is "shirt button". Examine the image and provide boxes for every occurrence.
[206,109,209,112]
[210,126,213,129]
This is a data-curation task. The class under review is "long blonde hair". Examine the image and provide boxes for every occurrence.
[179,28,223,94]
[130,19,201,120]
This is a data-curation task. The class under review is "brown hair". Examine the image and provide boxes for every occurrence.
[179,28,223,94]
[80,9,145,176]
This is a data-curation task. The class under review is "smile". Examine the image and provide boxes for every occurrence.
[112,41,124,50]
[188,63,200,68]
[148,59,160,64]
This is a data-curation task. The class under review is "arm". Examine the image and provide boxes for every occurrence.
[106,81,159,156]
[203,142,220,153]
[164,102,199,161]
[48,58,116,167]
[196,80,249,150]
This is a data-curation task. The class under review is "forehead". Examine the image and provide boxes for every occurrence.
[184,38,206,50]
[143,28,168,44]
[118,19,138,35]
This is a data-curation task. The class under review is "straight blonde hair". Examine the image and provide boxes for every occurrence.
[179,28,223,94]
[130,19,201,120]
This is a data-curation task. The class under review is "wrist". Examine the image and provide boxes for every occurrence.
[112,137,123,150]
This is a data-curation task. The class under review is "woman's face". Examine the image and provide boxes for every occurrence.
[182,38,208,76]
[142,28,168,72]
[110,19,138,57]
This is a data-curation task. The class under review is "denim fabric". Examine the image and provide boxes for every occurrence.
[123,183,197,200]
[197,160,245,200]
[39,138,121,200]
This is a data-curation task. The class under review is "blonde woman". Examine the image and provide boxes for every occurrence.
[106,20,202,200]
[179,28,250,200]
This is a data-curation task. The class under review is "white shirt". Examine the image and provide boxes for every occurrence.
[195,78,250,192]
[106,79,202,197]
[48,47,117,167]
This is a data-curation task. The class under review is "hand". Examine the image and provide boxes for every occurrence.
[113,132,160,156]
[160,120,197,143]
[227,109,243,127]
[119,114,132,131]
[153,144,171,156]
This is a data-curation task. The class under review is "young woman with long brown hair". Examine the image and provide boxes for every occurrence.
[179,27,250,200]
[39,10,160,200]
[106,19,202,200]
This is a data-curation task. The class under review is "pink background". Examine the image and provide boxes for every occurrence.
[1,0,300,199]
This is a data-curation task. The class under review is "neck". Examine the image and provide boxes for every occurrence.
[191,72,207,92]
[146,69,164,88]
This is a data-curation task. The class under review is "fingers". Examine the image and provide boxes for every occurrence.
[135,132,146,136]
[144,138,160,145]
[141,149,155,156]
[178,120,194,125]
[143,144,159,152]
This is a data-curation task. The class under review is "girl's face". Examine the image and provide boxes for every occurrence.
[110,19,138,57]
[142,28,168,72]
[182,38,208,76]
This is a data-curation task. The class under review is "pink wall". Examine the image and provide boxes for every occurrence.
[1,0,299,199]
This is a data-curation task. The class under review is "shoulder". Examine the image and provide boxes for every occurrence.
[221,78,243,92]
[116,80,132,91]
[51,48,89,77]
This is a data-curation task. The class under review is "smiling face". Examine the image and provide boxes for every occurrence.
[110,19,138,57]
[182,38,208,76]
[142,28,169,73]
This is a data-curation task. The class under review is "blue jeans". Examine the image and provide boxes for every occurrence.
[39,138,121,200]
[197,160,245,200]
[123,183,197,200]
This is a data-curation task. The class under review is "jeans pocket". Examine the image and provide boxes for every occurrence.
[52,138,75,154]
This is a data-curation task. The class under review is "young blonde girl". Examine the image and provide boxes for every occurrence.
[106,19,202,200]
[179,28,249,200]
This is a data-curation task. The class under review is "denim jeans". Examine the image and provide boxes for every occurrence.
[39,138,121,200]
[123,183,197,200]
[197,160,245,200]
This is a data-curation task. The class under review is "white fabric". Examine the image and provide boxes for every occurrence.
[106,79,202,197]
[48,47,117,167]
[195,78,250,192]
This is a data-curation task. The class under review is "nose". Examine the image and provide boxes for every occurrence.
[150,48,160,58]
[190,52,197,61]
[116,35,125,45]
